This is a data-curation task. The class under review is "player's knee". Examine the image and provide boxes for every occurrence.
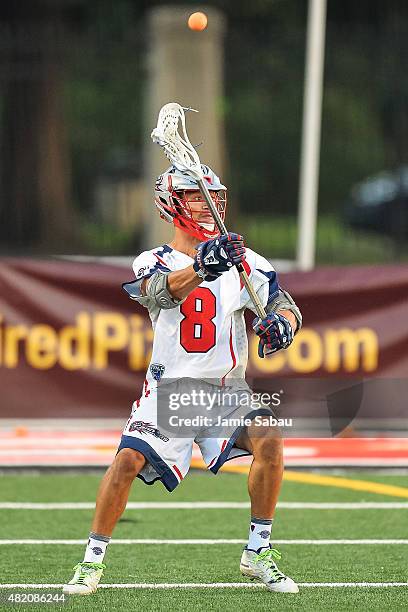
[113,448,146,483]
[253,435,283,466]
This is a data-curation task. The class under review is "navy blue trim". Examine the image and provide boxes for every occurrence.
[268,284,280,302]
[150,262,171,273]
[116,436,179,492]
[136,472,169,488]
[122,279,147,299]
[256,269,277,282]
[256,269,279,303]
[209,408,272,474]
[222,450,251,462]
[158,244,173,255]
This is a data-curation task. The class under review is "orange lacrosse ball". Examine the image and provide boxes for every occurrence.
[188,12,208,31]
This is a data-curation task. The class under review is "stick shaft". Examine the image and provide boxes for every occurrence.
[197,178,266,319]
[196,178,228,234]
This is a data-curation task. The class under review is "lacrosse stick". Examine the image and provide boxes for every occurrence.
[151,102,266,320]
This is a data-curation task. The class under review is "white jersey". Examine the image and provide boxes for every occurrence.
[131,244,279,387]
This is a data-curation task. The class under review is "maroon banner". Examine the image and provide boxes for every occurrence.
[0,258,407,417]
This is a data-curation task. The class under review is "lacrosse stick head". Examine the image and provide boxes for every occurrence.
[151,103,203,181]
[154,165,227,241]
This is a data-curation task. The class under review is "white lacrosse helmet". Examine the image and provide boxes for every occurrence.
[154,164,227,241]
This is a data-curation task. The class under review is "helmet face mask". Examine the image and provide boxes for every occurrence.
[154,165,227,241]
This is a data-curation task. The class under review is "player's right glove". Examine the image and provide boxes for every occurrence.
[193,233,246,281]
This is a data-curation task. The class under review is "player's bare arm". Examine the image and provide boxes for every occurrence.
[141,265,201,302]
[142,266,298,335]
[141,231,246,302]
[278,309,297,333]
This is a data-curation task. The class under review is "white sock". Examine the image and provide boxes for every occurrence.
[83,532,110,563]
[247,517,273,552]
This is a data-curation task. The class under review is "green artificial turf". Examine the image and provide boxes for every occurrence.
[0,470,407,611]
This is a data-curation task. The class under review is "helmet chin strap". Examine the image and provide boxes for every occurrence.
[175,215,219,242]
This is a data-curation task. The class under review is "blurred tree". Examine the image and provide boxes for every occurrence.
[1,0,407,257]
[376,0,408,251]
[63,0,143,216]
[0,0,74,251]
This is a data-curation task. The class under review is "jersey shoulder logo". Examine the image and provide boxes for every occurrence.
[136,265,148,279]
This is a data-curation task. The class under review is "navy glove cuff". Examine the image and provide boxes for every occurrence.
[192,257,219,282]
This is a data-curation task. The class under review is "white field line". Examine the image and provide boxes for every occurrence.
[0,582,407,589]
[2,501,408,510]
[1,539,408,545]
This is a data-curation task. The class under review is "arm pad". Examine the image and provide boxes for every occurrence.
[265,288,302,332]
[145,272,185,309]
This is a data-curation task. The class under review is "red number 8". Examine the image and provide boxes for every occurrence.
[180,287,216,353]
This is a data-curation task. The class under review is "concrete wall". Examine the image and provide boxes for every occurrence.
[143,5,226,247]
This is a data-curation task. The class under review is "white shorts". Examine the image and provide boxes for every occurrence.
[117,380,272,491]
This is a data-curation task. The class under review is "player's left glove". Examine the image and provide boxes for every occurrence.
[253,313,294,358]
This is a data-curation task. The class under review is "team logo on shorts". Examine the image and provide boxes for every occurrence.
[129,420,169,442]
[150,363,165,381]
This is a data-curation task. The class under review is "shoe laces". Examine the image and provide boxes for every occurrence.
[254,548,286,581]
[72,562,105,584]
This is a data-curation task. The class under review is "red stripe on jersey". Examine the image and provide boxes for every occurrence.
[154,252,167,267]
[239,259,251,290]
[221,320,237,385]
[207,456,217,468]
[220,439,227,453]
[173,464,183,481]
[143,379,150,398]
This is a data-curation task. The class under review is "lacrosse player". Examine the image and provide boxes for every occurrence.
[63,164,302,595]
